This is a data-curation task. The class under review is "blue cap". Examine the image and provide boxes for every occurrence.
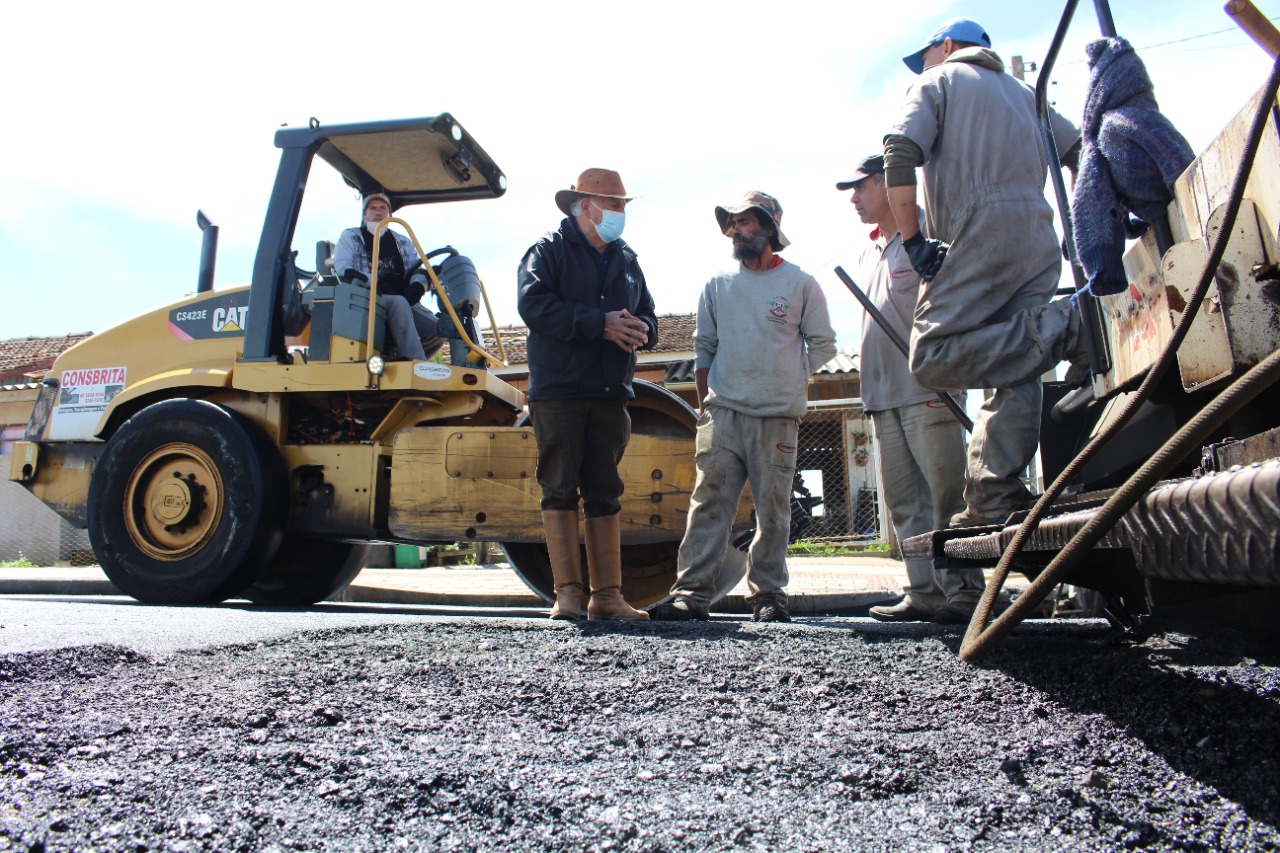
[902,17,991,74]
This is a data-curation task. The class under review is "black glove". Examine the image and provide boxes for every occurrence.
[406,281,427,305]
[903,232,949,282]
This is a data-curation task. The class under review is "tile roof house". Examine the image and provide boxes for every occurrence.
[0,314,859,414]
[0,333,93,385]
[485,312,859,408]
[486,312,698,374]
[0,319,871,561]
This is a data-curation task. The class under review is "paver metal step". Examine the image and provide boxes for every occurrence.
[902,460,1280,588]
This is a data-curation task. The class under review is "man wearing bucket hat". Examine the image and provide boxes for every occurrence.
[333,192,442,361]
[517,168,656,621]
[839,154,983,624]
[651,191,836,623]
[883,17,1084,528]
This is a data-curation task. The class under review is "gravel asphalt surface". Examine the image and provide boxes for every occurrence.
[1,613,1278,852]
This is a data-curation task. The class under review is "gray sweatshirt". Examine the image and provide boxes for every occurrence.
[694,259,837,419]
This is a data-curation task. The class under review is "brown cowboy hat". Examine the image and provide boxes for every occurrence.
[555,168,637,216]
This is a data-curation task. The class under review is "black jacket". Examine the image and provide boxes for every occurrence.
[517,217,657,401]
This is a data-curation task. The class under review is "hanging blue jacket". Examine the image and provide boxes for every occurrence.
[517,217,657,401]
[1071,37,1195,297]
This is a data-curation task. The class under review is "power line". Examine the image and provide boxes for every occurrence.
[1049,16,1280,67]
[1141,18,1280,51]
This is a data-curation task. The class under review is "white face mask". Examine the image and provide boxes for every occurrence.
[365,220,383,235]
[590,202,626,243]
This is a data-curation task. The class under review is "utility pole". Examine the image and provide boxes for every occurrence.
[1011,55,1038,83]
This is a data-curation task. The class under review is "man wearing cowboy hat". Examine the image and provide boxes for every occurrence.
[517,168,657,621]
[333,192,442,361]
[884,16,1083,528]
[651,191,836,623]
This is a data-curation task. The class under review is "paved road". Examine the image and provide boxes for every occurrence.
[2,602,1277,852]
[0,596,545,656]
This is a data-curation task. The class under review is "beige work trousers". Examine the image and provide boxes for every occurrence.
[670,407,798,608]
[873,400,984,609]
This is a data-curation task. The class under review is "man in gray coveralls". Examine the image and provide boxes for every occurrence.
[883,16,1083,527]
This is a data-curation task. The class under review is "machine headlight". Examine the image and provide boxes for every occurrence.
[367,354,386,376]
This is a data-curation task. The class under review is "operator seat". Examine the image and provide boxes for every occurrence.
[300,238,393,362]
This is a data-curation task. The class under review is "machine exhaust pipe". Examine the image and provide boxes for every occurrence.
[196,210,218,293]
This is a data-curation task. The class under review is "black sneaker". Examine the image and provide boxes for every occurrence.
[649,595,710,621]
[752,602,791,623]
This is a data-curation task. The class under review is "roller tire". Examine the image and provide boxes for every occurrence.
[502,539,748,609]
[243,539,373,605]
[87,399,286,604]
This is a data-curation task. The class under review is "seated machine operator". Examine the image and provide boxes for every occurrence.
[332,192,443,361]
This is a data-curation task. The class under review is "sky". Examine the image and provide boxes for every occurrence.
[2,0,1276,353]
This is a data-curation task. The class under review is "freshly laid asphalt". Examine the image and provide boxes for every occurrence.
[0,554,985,615]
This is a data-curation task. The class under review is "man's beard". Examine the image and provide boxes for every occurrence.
[732,233,770,263]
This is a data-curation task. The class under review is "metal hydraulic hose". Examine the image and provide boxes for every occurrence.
[960,51,1280,663]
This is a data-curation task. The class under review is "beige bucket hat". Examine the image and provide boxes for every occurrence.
[714,190,790,251]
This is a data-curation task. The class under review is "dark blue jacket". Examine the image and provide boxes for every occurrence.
[517,217,657,401]
[1072,37,1194,296]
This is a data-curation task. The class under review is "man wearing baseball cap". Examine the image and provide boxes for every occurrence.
[651,191,836,623]
[332,192,442,361]
[838,154,983,624]
[883,17,1084,528]
[517,168,656,621]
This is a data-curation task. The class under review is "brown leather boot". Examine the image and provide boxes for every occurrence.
[543,510,586,620]
[584,513,648,621]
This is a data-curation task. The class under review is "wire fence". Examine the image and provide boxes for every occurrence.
[793,405,884,546]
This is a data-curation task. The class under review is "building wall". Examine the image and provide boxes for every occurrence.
[1,388,95,565]
[0,455,94,566]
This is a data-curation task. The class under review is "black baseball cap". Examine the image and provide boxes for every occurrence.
[835,155,885,191]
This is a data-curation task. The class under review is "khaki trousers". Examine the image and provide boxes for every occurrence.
[873,400,984,609]
[670,408,797,608]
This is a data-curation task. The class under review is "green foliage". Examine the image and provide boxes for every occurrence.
[786,541,890,556]
[437,543,478,565]
[0,553,36,568]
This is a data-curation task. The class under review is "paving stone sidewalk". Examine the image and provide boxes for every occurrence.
[0,555,917,614]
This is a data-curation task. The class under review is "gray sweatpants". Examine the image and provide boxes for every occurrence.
[381,296,439,361]
[670,407,797,608]
[872,400,984,609]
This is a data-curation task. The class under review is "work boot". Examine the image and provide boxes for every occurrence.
[543,510,586,620]
[949,502,1031,529]
[584,513,648,621]
[869,598,935,622]
[934,602,978,625]
[752,601,792,623]
[649,594,711,621]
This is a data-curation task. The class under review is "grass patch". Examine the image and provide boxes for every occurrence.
[786,542,891,557]
[0,553,36,568]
